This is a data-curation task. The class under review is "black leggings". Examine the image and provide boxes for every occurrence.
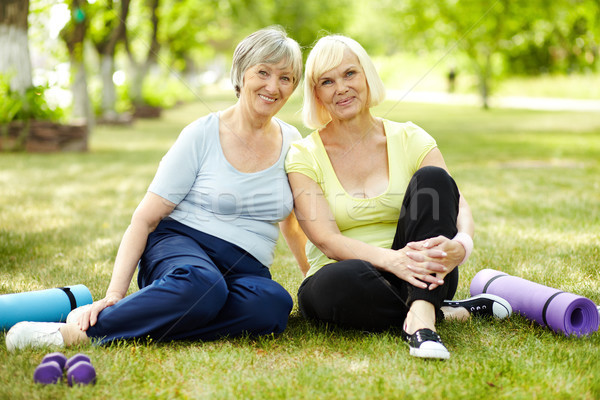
[297,166,460,331]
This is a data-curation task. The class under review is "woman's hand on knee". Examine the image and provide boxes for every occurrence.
[407,236,465,290]
[404,238,461,291]
[407,236,448,252]
[407,235,464,269]
[77,293,123,331]
[403,261,447,289]
[385,249,447,289]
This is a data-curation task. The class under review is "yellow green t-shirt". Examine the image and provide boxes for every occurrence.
[285,119,437,278]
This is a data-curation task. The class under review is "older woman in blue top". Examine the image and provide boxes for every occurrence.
[6,27,309,350]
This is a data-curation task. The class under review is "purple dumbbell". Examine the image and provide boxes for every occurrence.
[41,352,68,370]
[65,353,91,370]
[33,360,63,384]
[67,361,96,386]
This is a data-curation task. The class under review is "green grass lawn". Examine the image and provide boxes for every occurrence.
[1,94,599,399]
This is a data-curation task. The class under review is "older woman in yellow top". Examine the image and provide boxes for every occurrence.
[285,35,511,359]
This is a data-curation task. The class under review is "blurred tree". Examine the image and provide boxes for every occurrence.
[142,0,349,102]
[378,0,599,108]
[125,0,159,108]
[162,0,233,67]
[32,0,350,120]
[60,0,94,126]
[345,1,403,56]
[0,0,33,93]
[89,0,131,121]
[119,0,253,108]
[161,0,350,67]
[401,0,527,108]
[504,0,599,74]
[159,0,268,86]
[438,0,513,108]
[269,0,349,49]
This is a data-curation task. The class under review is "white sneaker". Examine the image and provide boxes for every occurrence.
[66,304,92,324]
[403,328,450,360]
[5,322,65,352]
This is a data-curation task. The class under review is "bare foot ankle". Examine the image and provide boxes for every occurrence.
[403,300,438,334]
[59,323,89,346]
[404,311,436,335]
[441,306,470,321]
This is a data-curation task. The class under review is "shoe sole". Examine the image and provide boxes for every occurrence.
[409,347,450,360]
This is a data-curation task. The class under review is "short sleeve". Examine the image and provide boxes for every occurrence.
[285,138,320,183]
[288,127,302,143]
[404,121,437,173]
[276,116,302,144]
[148,119,207,204]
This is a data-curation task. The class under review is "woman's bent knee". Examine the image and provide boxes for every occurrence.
[413,166,454,189]
[167,265,229,316]
[241,281,293,334]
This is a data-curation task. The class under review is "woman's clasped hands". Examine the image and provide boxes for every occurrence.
[393,235,466,290]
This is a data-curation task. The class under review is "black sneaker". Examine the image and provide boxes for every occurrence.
[443,294,512,319]
[402,328,450,360]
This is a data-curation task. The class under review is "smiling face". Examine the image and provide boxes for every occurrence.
[239,60,295,119]
[314,50,370,123]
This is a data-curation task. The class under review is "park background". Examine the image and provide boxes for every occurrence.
[1,0,599,398]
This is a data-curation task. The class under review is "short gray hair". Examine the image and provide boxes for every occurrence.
[231,26,303,98]
[303,35,386,129]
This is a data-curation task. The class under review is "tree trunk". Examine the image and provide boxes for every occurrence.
[61,0,94,130]
[94,0,130,119]
[129,61,150,106]
[70,56,94,129]
[479,53,491,110]
[469,48,491,110]
[127,0,160,107]
[0,0,32,93]
[100,54,117,121]
[479,75,490,110]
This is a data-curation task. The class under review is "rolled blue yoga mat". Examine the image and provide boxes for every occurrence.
[470,269,599,337]
[0,285,93,331]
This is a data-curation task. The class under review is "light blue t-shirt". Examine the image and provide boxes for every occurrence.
[148,112,301,267]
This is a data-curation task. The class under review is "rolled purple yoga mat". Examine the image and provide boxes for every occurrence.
[470,269,599,337]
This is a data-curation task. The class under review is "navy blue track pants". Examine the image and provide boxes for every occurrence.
[86,219,293,344]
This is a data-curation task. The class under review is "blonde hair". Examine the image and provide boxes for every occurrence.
[302,35,386,129]
[231,26,303,98]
